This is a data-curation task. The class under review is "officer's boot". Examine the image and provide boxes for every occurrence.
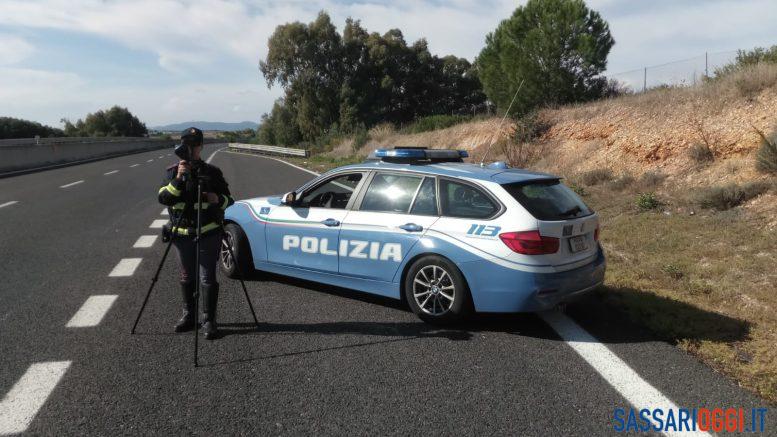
[201,283,220,340]
[174,281,196,332]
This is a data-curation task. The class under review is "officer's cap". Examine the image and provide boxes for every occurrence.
[181,127,204,146]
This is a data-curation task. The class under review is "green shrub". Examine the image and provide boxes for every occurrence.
[352,128,370,153]
[688,143,714,164]
[636,192,661,210]
[567,182,587,197]
[754,127,777,174]
[662,264,684,280]
[402,114,471,134]
[513,112,551,143]
[695,181,772,210]
[580,168,614,186]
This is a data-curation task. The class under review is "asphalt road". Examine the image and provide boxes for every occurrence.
[0,145,772,436]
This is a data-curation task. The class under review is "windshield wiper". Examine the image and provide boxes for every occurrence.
[559,205,581,217]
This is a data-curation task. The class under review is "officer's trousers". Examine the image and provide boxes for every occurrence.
[172,231,221,286]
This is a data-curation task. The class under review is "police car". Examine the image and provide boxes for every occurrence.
[220,148,605,324]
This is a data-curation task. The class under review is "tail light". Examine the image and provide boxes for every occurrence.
[499,231,559,255]
[594,224,600,241]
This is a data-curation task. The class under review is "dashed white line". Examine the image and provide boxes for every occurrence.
[108,258,142,277]
[129,164,140,168]
[103,170,118,175]
[158,155,164,159]
[133,235,157,248]
[147,159,154,162]
[0,361,71,435]
[540,311,710,437]
[0,201,18,209]
[161,208,169,216]
[65,295,118,328]
[149,219,167,229]
[59,180,84,188]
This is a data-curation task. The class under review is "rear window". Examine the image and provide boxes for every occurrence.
[502,180,592,220]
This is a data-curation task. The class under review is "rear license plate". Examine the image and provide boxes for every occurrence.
[569,235,588,253]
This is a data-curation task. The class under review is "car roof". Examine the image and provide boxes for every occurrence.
[332,161,559,184]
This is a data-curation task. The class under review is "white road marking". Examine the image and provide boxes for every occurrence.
[540,311,710,437]
[133,235,157,248]
[167,153,172,156]
[0,201,18,209]
[149,219,167,229]
[0,361,71,435]
[129,164,139,168]
[108,258,142,277]
[158,155,164,159]
[205,146,226,164]
[147,159,153,162]
[103,170,118,175]
[59,180,84,188]
[161,208,169,216]
[65,295,118,328]
[225,150,320,176]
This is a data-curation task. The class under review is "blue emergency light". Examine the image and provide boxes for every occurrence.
[369,147,469,163]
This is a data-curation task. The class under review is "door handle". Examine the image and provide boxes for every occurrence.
[321,218,341,227]
[399,223,423,232]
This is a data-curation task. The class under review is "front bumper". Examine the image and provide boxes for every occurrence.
[460,245,606,313]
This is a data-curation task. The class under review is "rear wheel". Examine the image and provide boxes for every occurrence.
[404,255,471,324]
[220,223,253,279]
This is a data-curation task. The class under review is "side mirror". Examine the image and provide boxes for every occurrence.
[282,191,297,205]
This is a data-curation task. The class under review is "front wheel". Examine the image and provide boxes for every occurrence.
[220,223,253,279]
[404,255,472,324]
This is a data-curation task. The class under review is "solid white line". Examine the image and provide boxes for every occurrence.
[0,361,71,435]
[103,170,118,175]
[108,258,142,277]
[0,201,18,209]
[129,164,139,168]
[149,219,167,229]
[133,235,157,248]
[161,208,169,216]
[205,146,226,164]
[146,159,154,162]
[540,312,710,437]
[65,295,118,328]
[59,180,84,188]
[224,149,320,176]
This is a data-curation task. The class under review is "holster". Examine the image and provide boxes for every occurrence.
[161,222,172,243]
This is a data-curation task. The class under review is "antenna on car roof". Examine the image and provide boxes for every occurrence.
[479,79,524,166]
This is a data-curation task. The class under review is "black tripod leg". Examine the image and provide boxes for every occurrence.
[222,234,259,327]
[130,237,176,334]
[193,178,203,368]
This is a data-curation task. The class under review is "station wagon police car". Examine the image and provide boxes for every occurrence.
[220,148,605,323]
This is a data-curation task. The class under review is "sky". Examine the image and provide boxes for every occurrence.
[0,0,775,127]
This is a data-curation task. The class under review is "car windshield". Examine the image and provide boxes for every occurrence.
[502,180,592,220]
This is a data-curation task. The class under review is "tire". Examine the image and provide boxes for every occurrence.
[404,255,472,324]
[220,223,253,279]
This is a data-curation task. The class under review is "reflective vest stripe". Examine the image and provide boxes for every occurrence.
[160,183,181,196]
[172,222,220,235]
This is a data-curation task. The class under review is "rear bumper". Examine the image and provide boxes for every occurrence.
[460,244,606,313]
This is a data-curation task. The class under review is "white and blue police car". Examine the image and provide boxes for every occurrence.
[220,147,605,324]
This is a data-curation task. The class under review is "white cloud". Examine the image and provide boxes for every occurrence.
[0,34,35,65]
[0,0,775,126]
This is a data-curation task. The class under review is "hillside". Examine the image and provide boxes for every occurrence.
[313,62,777,403]
[153,121,258,132]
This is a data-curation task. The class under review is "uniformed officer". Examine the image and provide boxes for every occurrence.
[158,127,234,339]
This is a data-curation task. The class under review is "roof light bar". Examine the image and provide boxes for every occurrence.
[369,147,468,163]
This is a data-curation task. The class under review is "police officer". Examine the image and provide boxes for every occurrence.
[158,127,234,339]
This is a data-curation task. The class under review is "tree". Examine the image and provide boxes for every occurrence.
[0,117,64,139]
[477,0,614,116]
[258,11,487,144]
[62,106,148,137]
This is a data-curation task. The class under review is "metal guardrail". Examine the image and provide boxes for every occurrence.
[228,142,309,158]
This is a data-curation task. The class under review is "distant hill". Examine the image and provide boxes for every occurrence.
[152,121,258,132]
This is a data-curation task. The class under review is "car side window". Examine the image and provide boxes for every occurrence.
[440,179,497,219]
[409,177,438,216]
[360,173,423,214]
[297,173,363,209]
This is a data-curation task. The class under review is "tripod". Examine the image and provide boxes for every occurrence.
[131,171,259,367]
